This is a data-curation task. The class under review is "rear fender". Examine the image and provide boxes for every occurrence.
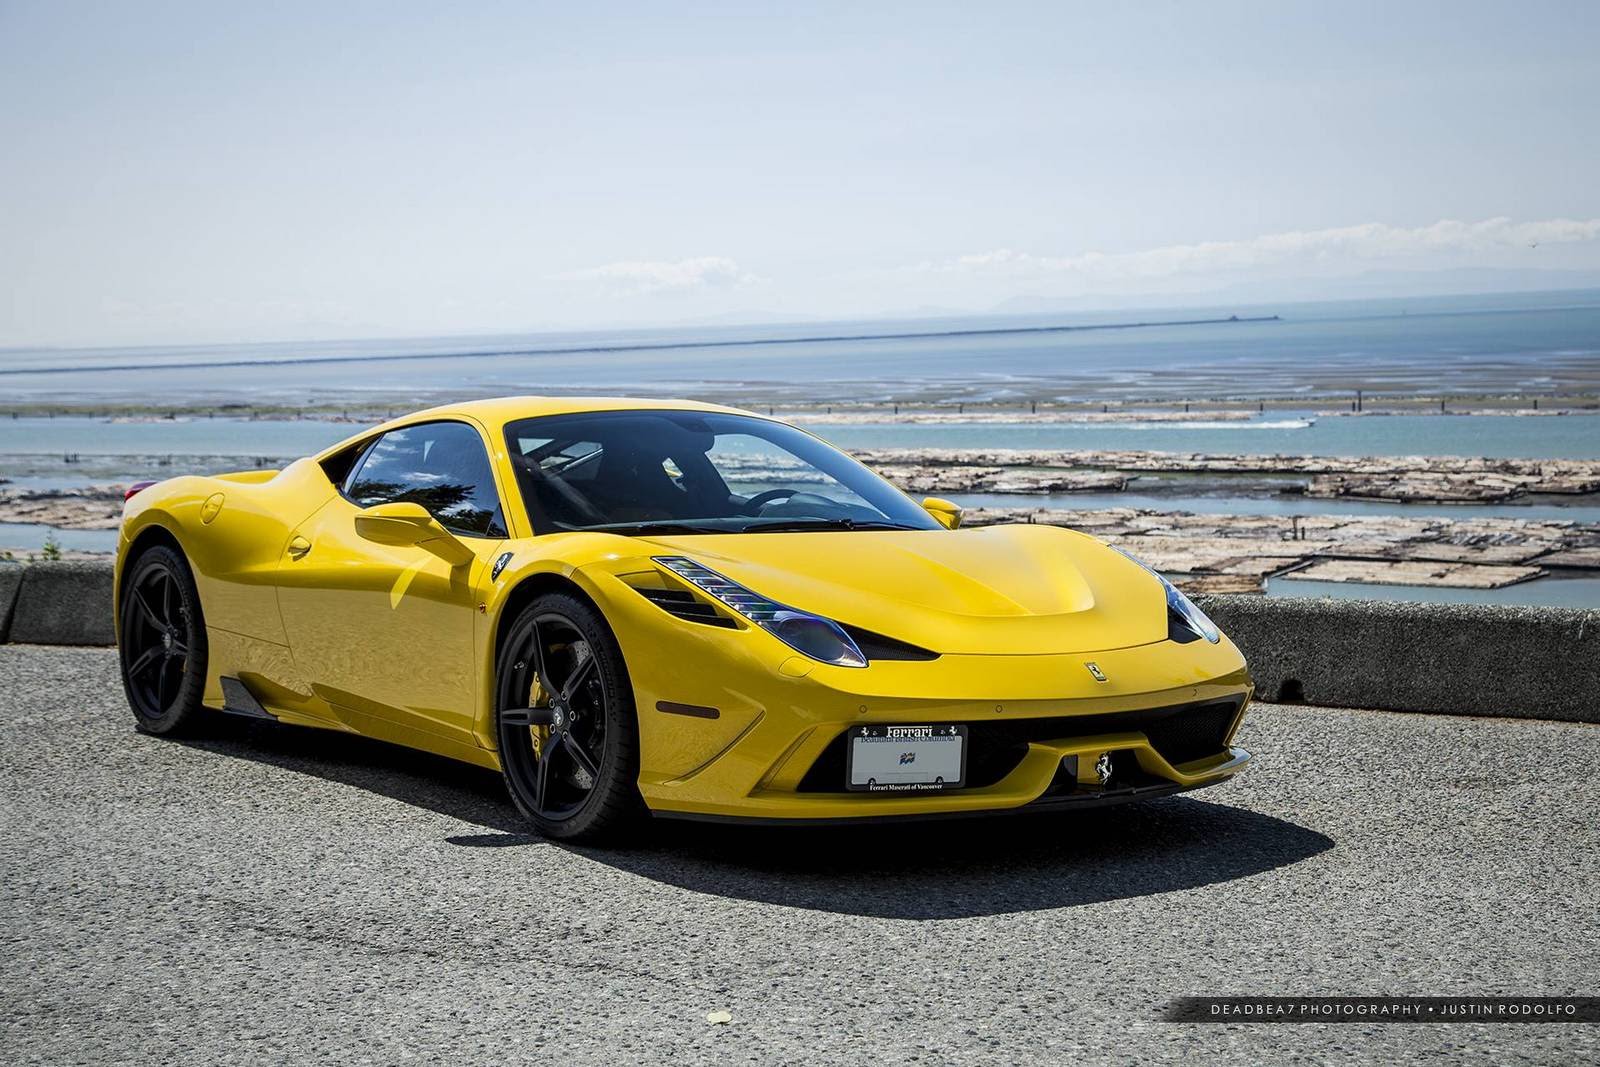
[118,459,336,647]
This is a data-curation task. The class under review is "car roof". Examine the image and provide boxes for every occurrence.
[314,396,762,459]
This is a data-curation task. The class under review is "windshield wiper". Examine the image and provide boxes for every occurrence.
[583,521,732,536]
[740,518,919,533]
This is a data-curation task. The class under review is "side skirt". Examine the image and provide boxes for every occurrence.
[219,676,277,721]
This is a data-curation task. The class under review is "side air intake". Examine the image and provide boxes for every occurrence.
[636,587,737,628]
[839,624,939,661]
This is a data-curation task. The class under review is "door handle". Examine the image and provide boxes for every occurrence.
[287,536,312,560]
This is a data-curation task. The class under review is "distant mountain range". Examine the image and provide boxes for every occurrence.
[989,268,1600,315]
[658,268,1600,332]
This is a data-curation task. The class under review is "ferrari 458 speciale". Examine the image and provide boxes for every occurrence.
[116,397,1253,840]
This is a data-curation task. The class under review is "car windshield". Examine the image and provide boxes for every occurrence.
[503,409,940,535]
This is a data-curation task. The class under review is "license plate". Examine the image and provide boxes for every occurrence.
[846,724,967,792]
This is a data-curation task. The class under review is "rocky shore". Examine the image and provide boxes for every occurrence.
[854,448,1600,503]
[0,485,124,530]
[958,505,1599,593]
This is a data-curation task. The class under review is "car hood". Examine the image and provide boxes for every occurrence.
[636,523,1168,655]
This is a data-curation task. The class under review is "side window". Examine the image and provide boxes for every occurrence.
[345,421,507,538]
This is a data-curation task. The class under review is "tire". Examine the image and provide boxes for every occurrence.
[118,543,209,736]
[495,592,644,842]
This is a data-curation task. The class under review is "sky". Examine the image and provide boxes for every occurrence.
[2,0,1598,347]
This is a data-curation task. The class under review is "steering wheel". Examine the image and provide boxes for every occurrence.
[739,488,799,515]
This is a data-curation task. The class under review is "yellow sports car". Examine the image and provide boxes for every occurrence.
[116,397,1253,840]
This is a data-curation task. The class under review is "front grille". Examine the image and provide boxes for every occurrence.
[1144,702,1240,764]
[974,699,1242,765]
[795,697,1243,793]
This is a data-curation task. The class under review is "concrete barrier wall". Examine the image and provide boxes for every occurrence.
[1,561,116,647]
[1196,594,1600,724]
[0,564,24,643]
[0,561,1595,723]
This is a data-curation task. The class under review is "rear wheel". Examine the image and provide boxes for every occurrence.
[495,592,643,841]
[119,544,209,735]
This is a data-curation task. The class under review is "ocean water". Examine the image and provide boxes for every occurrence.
[3,412,1600,464]
[817,414,1600,460]
[3,289,1598,405]
[0,417,353,458]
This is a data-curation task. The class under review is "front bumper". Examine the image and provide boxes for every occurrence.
[605,573,1255,822]
[652,699,1251,822]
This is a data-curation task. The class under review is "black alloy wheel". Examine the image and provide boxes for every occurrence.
[496,592,642,841]
[118,544,208,735]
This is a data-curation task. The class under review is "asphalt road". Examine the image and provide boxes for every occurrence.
[2,645,1596,1066]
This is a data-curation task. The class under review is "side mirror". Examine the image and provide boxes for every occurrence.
[355,501,475,567]
[921,496,963,530]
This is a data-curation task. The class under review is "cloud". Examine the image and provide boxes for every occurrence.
[554,256,761,295]
[912,217,1600,282]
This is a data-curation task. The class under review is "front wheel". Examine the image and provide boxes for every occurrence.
[495,592,644,841]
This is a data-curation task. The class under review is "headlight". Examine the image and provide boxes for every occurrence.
[1113,547,1221,644]
[654,556,868,667]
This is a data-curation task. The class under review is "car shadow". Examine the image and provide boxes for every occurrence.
[179,719,1334,920]
[584,800,1333,919]
[177,717,528,834]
